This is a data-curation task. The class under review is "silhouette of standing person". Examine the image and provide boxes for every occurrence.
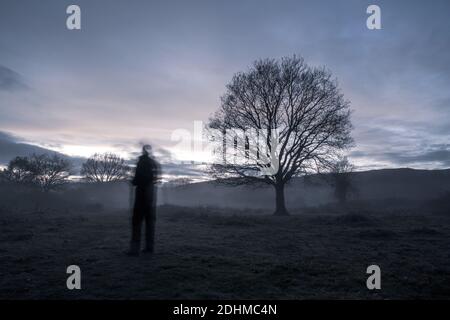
[127,145,160,256]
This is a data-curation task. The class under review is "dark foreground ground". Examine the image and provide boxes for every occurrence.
[1,205,450,299]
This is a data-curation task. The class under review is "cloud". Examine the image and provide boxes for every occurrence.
[0,131,17,142]
[0,65,28,91]
[381,148,450,167]
[350,144,450,168]
[0,130,85,168]
[0,130,55,163]
[1,0,450,172]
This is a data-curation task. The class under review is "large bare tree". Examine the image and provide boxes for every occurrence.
[81,153,131,182]
[208,55,353,215]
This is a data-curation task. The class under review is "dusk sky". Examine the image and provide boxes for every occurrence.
[1,0,449,171]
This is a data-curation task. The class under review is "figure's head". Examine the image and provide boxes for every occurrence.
[142,144,152,156]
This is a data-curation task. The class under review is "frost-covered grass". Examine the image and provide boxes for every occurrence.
[1,205,449,299]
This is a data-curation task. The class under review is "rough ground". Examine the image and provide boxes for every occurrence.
[1,205,450,299]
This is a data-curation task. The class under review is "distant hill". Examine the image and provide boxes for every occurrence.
[160,168,450,210]
[3,167,448,212]
[0,131,85,168]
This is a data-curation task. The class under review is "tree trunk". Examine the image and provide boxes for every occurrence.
[274,183,289,216]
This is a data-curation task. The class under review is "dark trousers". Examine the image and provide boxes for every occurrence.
[131,208,155,251]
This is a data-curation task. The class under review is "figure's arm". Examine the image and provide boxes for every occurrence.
[132,161,142,186]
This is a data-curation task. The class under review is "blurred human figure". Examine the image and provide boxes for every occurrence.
[127,144,160,256]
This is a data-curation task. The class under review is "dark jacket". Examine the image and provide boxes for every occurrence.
[132,154,159,214]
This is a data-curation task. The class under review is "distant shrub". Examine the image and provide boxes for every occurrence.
[81,153,131,183]
[2,154,71,192]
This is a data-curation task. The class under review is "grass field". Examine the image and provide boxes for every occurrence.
[1,205,450,299]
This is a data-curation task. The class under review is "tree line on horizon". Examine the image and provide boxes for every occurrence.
[0,150,356,206]
[0,152,131,191]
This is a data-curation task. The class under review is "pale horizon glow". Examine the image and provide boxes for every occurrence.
[57,144,130,159]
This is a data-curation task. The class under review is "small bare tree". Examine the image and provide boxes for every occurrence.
[2,156,34,185]
[3,154,71,191]
[208,55,353,215]
[81,153,131,182]
[28,154,72,191]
